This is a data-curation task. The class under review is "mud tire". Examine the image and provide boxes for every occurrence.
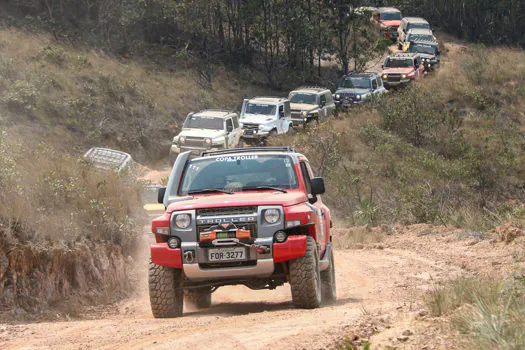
[148,260,183,318]
[289,236,322,309]
[185,288,212,309]
[321,247,337,303]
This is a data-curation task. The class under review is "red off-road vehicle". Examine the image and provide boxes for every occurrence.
[381,52,425,89]
[149,147,335,317]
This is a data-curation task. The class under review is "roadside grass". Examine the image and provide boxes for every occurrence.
[0,132,144,249]
[0,28,275,163]
[425,276,525,349]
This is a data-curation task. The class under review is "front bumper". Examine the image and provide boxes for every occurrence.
[384,79,412,87]
[241,129,270,139]
[149,236,308,280]
[335,99,364,108]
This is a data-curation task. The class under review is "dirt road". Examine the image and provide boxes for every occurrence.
[1,224,518,349]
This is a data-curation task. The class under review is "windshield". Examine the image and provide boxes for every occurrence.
[381,12,401,21]
[340,77,371,89]
[408,22,430,30]
[183,116,224,130]
[407,33,433,42]
[409,44,437,55]
[384,58,413,68]
[180,155,299,194]
[289,93,318,105]
[244,103,276,116]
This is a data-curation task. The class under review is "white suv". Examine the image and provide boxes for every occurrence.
[170,110,242,162]
[240,97,293,143]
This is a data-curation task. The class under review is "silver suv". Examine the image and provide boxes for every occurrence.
[170,110,242,162]
[288,87,335,127]
[240,97,293,143]
[397,17,431,47]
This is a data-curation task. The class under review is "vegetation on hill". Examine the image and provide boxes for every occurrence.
[276,45,524,232]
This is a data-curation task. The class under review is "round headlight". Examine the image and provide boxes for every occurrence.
[274,231,287,243]
[383,74,387,79]
[335,94,340,99]
[179,136,185,144]
[402,74,406,79]
[205,138,212,145]
[356,95,361,100]
[167,237,180,249]
[301,111,307,117]
[264,209,280,224]
[174,213,191,229]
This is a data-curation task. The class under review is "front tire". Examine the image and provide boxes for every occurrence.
[148,260,183,318]
[184,288,212,309]
[321,247,337,303]
[289,236,322,309]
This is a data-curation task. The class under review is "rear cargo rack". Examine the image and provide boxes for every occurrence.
[201,146,295,157]
[83,147,132,172]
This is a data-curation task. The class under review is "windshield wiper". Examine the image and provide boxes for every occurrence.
[187,188,233,195]
[242,186,287,193]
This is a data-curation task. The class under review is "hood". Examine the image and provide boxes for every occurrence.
[290,103,318,112]
[167,191,308,212]
[336,88,371,95]
[240,115,277,125]
[382,67,414,74]
[178,129,225,138]
[381,20,401,27]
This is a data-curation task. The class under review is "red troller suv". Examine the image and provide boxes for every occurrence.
[149,147,335,317]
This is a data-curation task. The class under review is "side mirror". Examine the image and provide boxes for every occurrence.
[311,177,325,195]
[279,111,285,119]
[158,187,167,204]
[320,100,326,107]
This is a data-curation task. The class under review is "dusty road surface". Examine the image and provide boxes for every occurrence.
[1,224,519,349]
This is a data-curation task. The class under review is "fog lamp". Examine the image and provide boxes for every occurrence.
[167,237,180,249]
[274,231,287,243]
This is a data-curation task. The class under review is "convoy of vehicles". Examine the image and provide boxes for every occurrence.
[370,7,403,40]
[381,53,425,89]
[334,73,386,108]
[239,97,294,144]
[149,147,335,317]
[288,87,336,127]
[147,9,440,317]
[170,110,243,162]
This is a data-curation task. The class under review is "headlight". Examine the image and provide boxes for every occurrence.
[258,124,264,130]
[383,74,387,79]
[174,213,191,229]
[402,74,406,79]
[356,95,361,100]
[179,136,185,144]
[263,209,280,224]
[301,111,307,117]
[204,138,212,145]
[167,237,181,249]
[335,94,340,99]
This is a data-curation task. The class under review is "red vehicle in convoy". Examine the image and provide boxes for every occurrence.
[381,53,425,89]
[149,147,335,317]
[371,7,403,40]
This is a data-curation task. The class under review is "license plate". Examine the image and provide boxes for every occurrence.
[245,130,253,135]
[208,248,246,262]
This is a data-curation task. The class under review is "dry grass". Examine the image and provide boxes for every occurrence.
[425,276,525,349]
[0,132,144,249]
[0,28,276,163]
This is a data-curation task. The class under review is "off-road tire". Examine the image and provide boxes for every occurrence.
[289,236,322,309]
[184,288,212,309]
[148,260,183,318]
[321,247,337,303]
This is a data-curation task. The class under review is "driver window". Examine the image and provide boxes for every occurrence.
[278,105,284,118]
[226,118,233,131]
[284,102,290,116]
[320,94,326,106]
[378,77,383,87]
[414,59,418,67]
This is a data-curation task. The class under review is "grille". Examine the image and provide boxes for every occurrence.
[387,74,402,82]
[184,137,205,147]
[242,123,259,130]
[197,222,258,239]
[197,206,257,217]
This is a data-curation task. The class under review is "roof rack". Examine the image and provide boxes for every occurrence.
[201,146,296,157]
[295,86,327,91]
